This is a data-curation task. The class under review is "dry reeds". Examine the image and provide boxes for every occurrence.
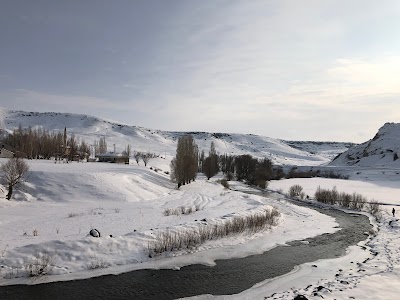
[149,207,280,257]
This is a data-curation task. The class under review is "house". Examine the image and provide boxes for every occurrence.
[0,144,14,158]
[97,152,129,164]
[0,144,27,159]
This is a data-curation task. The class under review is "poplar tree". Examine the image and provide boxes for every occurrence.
[170,135,198,187]
[203,141,219,179]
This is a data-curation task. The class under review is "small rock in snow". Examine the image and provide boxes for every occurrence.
[89,229,101,237]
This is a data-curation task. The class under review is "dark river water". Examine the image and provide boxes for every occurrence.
[0,206,371,300]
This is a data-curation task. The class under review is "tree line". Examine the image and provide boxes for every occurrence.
[1,125,136,161]
[170,135,285,188]
[1,125,91,160]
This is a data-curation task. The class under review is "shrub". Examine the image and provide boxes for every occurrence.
[366,200,382,220]
[285,168,349,180]
[289,185,304,198]
[339,192,352,208]
[164,205,200,216]
[87,255,110,270]
[25,250,57,277]
[68,212,84,218]
[219,179,230,189]
[256,179,268,189]
[314,187,377,215]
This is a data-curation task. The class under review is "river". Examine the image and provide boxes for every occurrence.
[0,201,371,300]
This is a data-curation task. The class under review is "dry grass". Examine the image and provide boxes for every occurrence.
[25,250,57,277]
[149,207,280,257]
[68,212,84,218]
[164,205,200,216]
[87,255,110,270]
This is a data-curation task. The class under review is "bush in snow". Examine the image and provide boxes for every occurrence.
[256,179,268,189]
[87,255,110,270]
[164,205,199,216]
[25,250,57,277]
[68,212,84,218]
[366,201,383,221]
[288,184,304,198]
[314,186,380,219]
[218,179,230,189]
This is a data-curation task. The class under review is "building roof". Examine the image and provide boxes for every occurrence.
[96,152,128,158]
[0,144,15,153]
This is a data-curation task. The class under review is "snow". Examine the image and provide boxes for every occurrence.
[1,109,400,299]
[0,109,353,166]
[269,176,400,205]
[222,175,400,300]
[181,173,400,299]
[0,159,338,286]
[2,160,399,300]
[331,122,400,167]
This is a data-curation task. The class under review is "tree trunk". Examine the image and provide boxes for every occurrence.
[6,184,13,200]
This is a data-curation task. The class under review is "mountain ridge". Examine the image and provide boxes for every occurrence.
[1,108,352,166]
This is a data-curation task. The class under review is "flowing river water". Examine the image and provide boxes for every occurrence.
[0,198,371,300]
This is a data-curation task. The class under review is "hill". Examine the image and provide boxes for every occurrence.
[330,122,400,167]
[1,108,351,166]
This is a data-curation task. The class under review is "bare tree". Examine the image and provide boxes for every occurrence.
[142,153,149,167]
[1,158,29,200]
[142,151,157,167]
[133,151,141,165]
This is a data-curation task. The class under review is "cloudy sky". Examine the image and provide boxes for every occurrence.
[1,0,399,142]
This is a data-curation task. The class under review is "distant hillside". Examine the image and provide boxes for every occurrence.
[283,140,356,161]
[330,122,400,167]
[0,108,352,166]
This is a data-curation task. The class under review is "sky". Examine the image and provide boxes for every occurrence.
[0,0,400,142]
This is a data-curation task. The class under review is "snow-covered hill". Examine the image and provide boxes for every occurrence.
[330,122,400,167]
[283,140,355,161]
[0,108,351,166]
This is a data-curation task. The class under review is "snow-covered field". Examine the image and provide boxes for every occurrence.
[241,175,400,300]
[0,158,338,288]
[1,109,400,299]
[185,174,400,299]
[1,158,399,300]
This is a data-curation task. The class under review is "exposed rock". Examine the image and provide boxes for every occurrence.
[89,229,101,237]
[293,295,308,300]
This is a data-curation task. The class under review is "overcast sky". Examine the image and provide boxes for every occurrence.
[1,0,399,142]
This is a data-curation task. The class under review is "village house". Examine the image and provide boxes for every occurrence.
[0,144,27,159]
[96,152,129,164]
